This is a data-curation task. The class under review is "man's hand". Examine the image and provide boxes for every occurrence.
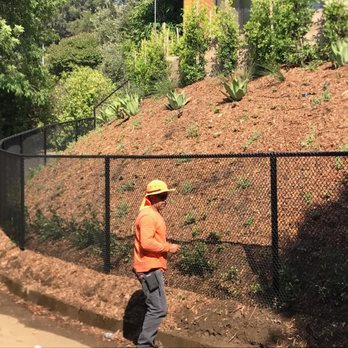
[169,243,180,253]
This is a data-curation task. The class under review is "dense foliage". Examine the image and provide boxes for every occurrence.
[2,0,348,138]
[124,0,183,43]
[213,3,240,75]
[125,30,170,96]
[52,0,112,37]
[52,67,114,122]
[0,0,65,137]
[321,0,348,58]
[179,4,209,86]
[244,0,316,66]
[46,33,102,75]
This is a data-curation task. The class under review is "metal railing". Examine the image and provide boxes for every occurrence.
[93,80,128,128]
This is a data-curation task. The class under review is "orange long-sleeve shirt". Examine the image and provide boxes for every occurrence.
[133,206,171,273]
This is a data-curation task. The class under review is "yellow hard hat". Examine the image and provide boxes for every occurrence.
[145,179,175,196]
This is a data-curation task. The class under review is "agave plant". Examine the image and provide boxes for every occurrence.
[331,39,348,68]
[166,90,191,110]
[223,77,248,102]
[97,100,121,124]
[118,93,140,118]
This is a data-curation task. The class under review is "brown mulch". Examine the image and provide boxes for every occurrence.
[0,229,302,347]
[16,62,348,347]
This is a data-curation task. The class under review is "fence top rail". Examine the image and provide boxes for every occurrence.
[2,150,347,159]
[1,118,348,159]
[0,117,94,149]
[45,117,94,129]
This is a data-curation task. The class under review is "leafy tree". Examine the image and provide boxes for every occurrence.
[0,0,65,137]
[125,30,170,95]
[99,42,127,82]
[213,3,240,75]
[179,3,209,86]
[244,0,316,66]
[0,19,26,96]
[52,66,114,122]
[321,0,348,58]
[92,4,133,82]
[46,32,102,76]
[125,0,183,43]
[52,0,112,38]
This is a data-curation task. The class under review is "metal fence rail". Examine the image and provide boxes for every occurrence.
[0,118,347,308]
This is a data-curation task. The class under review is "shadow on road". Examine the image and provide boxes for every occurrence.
[123,289,146,344]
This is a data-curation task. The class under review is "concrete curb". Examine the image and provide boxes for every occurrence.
[0,273,244,348]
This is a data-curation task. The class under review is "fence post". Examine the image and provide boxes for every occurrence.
[104,157,111,273]
[19,156,25,250]
[270,155,279,301]
[74,120,79,142]
[43,126,47,166]
[93,108,97,129]
[19,134,23,155]
[18,134,25,249]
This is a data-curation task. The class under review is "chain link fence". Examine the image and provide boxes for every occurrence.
[1,120,347,309]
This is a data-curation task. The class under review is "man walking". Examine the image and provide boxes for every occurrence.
[133,179,180,348]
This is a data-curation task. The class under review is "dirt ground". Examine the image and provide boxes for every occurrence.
[0,229,303,347]
[0,283,118,348]
[13,62,348,346]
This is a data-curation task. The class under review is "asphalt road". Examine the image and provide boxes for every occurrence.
[0,289,117,348]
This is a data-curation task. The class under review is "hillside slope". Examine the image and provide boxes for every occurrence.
[70,62,348,156]
[23,63,348,347]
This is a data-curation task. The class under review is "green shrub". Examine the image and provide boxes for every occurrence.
[222,266,239,282]
[98,92,140,123]
[184,210,196,225]
[278,265,301,307]
[100,42,127,83]
[236,177,252,189]
[223,77,248,102]
[166,90,191,110]
[70,218,103,250]
[179,4,209,86]
[218,266,241,297]
[118,93,140,118]
[186,122,200,138]
[119,181,135,192]
[176,153,192,164]
[212,2,239,75]
[46,33,102,76]
[34,210,65,241]
[243,217,254,226]
[206,230,221,243]
[177,241,216,277]
[150,76,177,99]
[252,61,285,82]
[191,225,200,238]
[98,99,122,124]
[114,240,133,262]
[330,39,348,68]
[249,281,263,294]
[181,181,193,195]
[322,0,348,59]
[116,202,130,219]
[242,132,261,151]
[52,67,114,122]
[125,30,170,96]
[244,0,316,66]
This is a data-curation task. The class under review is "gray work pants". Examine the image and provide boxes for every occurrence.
[137,269,168,348]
